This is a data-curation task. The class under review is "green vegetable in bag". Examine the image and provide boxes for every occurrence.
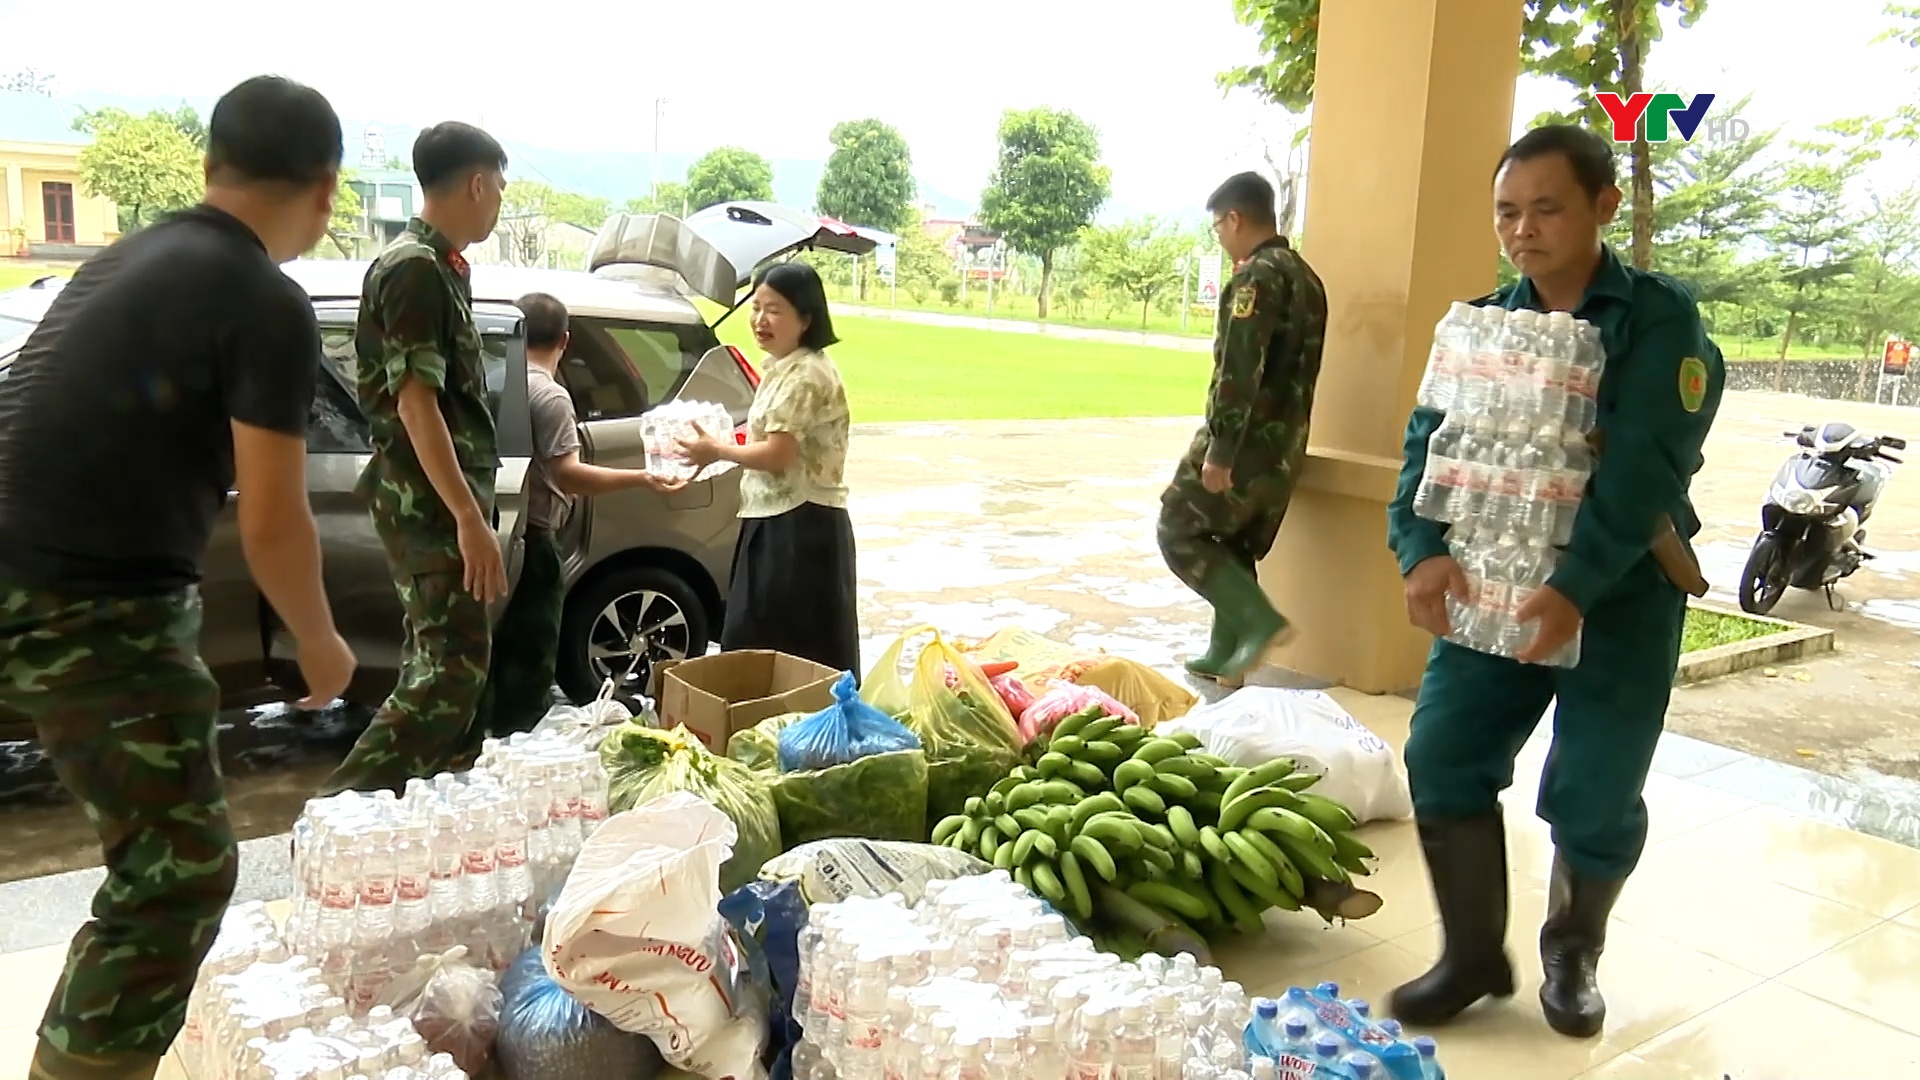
[599,723,781,892]
[729,713,929,846]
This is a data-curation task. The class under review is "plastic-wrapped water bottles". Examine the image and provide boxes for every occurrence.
[1242,984,1448,1080]
[286,736,611,1009]
[789,870,1257,1080]
[640,399,738,483]
[1410,304,1604,669]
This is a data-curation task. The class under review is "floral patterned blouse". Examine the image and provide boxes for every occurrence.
[738,347,851,519]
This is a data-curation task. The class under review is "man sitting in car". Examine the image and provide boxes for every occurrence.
[467,291,684,741]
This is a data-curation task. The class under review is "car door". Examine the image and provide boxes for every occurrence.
[266,303,533,703]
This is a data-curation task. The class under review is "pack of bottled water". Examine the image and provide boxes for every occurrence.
[175,904,467,1080]
[1410,302,1607,668]
[789,870,1260,1080]
[641,399,738,483]
[1243,985,1447,1080]
[284,733,610,1014]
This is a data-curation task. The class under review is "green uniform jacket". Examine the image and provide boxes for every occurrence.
[1203,237,1329,472]
[1386,247,1725,612]
[354,218,500,573]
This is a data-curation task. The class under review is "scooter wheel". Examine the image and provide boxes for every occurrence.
[1739,536,1787,616]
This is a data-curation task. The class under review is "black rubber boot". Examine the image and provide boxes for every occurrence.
[1538,853,1626,1038]
[1387,812,1517,1025]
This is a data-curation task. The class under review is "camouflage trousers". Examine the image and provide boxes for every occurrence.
[0,582,235,1078]
[319,568,491,796]
[1155,448,1298,593]
[467,529,565,751]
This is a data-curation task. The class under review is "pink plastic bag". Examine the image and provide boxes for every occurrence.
[990,673,1037,719]
[1018,681,1139,743]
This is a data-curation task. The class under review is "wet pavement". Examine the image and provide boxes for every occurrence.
[4,390,1919,885]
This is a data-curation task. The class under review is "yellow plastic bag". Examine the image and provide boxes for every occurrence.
[863,626,1023,823]
[959,627,1197,727]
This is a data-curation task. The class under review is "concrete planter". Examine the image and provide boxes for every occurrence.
[1674,600,1835,687]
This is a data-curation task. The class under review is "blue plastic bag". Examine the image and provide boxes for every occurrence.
[777,671,921,772]
[495,949,665,1080]
[719,878,808,1080]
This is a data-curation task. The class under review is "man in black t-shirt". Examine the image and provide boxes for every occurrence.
[0,76,356,1080]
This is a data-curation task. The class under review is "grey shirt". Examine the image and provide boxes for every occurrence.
[527,365,582,532]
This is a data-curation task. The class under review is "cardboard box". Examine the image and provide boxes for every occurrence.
[656,650,839,750]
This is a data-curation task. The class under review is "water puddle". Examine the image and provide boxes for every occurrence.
[1855,598,1920,632]
[851,485,986,518]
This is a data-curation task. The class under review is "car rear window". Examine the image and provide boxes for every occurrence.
[312,324,510,452]
[563,319,722,419]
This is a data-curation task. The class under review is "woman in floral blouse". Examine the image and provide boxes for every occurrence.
[680,261,859,676]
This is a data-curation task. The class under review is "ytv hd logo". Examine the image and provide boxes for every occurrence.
[1594,93,1751,144]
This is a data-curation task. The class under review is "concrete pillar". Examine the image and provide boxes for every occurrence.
[3,164,23,256]
[1257,0,1525,694]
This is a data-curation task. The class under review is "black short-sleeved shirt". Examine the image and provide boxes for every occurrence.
[0,205,320,596]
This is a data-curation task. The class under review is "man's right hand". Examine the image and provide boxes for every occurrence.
[1405,554,1471,637]
[295,630,357,710]
[458,511,510,603]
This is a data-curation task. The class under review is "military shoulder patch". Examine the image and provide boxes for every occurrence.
[1231,286,1258,320]
[1678,356,1709,413]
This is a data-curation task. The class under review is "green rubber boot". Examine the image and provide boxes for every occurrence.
[1207,562,1294,679]
[1184,610,1240,682]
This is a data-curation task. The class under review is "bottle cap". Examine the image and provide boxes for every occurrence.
[1414,1035,1438,1056]
[1256,1000,1279,1019]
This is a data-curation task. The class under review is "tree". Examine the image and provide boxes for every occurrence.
[1220,0,1710,270]
[74,110,202,233]
[978,107,1112,320]
[1837,184,1920,393]
[817,119,916,234]
[321,170,366,257]
[1880,4,1920,140]
[626,181,689,217]
[1638,97,1782,312]
[500,180,557,266]
[1763,118,1885,384]
[685,148,774,212]
[1081,217,1191,328]
[1,68,54,95]
[892,211,952,305]
[550,191,612,232]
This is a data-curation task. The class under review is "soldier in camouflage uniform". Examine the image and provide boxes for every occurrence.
[1158,171,1328,684]
[0,78,355,1080]
[318,123,510,796]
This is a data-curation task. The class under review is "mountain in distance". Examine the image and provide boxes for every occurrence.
[49,90,1162,228]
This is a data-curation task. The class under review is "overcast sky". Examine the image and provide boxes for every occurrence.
[2,0,1914,212]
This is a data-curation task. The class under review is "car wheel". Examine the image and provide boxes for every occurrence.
[557,565,711,705]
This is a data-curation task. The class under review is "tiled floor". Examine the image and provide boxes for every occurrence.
[4,689,1920,1079]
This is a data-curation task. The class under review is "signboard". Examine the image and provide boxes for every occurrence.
[361,130,385,168]
[1883,339,1911,378]
[1196,253,1223,308]
[874,242,896,283]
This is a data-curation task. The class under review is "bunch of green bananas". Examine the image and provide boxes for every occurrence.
[929,709,1378,941]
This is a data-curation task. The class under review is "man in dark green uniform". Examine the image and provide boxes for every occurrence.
[1385,125,1723,1039]
[0,76,355,1080]
[1158,171,1328,684]
[320,122,509,795]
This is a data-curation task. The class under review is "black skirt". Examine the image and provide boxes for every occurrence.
[721,501,862,679]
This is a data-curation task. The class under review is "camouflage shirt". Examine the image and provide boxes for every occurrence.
[1204,237,1329,471]
[354,218,499,573]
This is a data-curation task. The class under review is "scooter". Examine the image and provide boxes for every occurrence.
[1739,421,1905,616]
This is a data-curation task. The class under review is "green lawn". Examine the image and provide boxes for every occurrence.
[1681,607,1779,654]
[714,312,1211,423]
